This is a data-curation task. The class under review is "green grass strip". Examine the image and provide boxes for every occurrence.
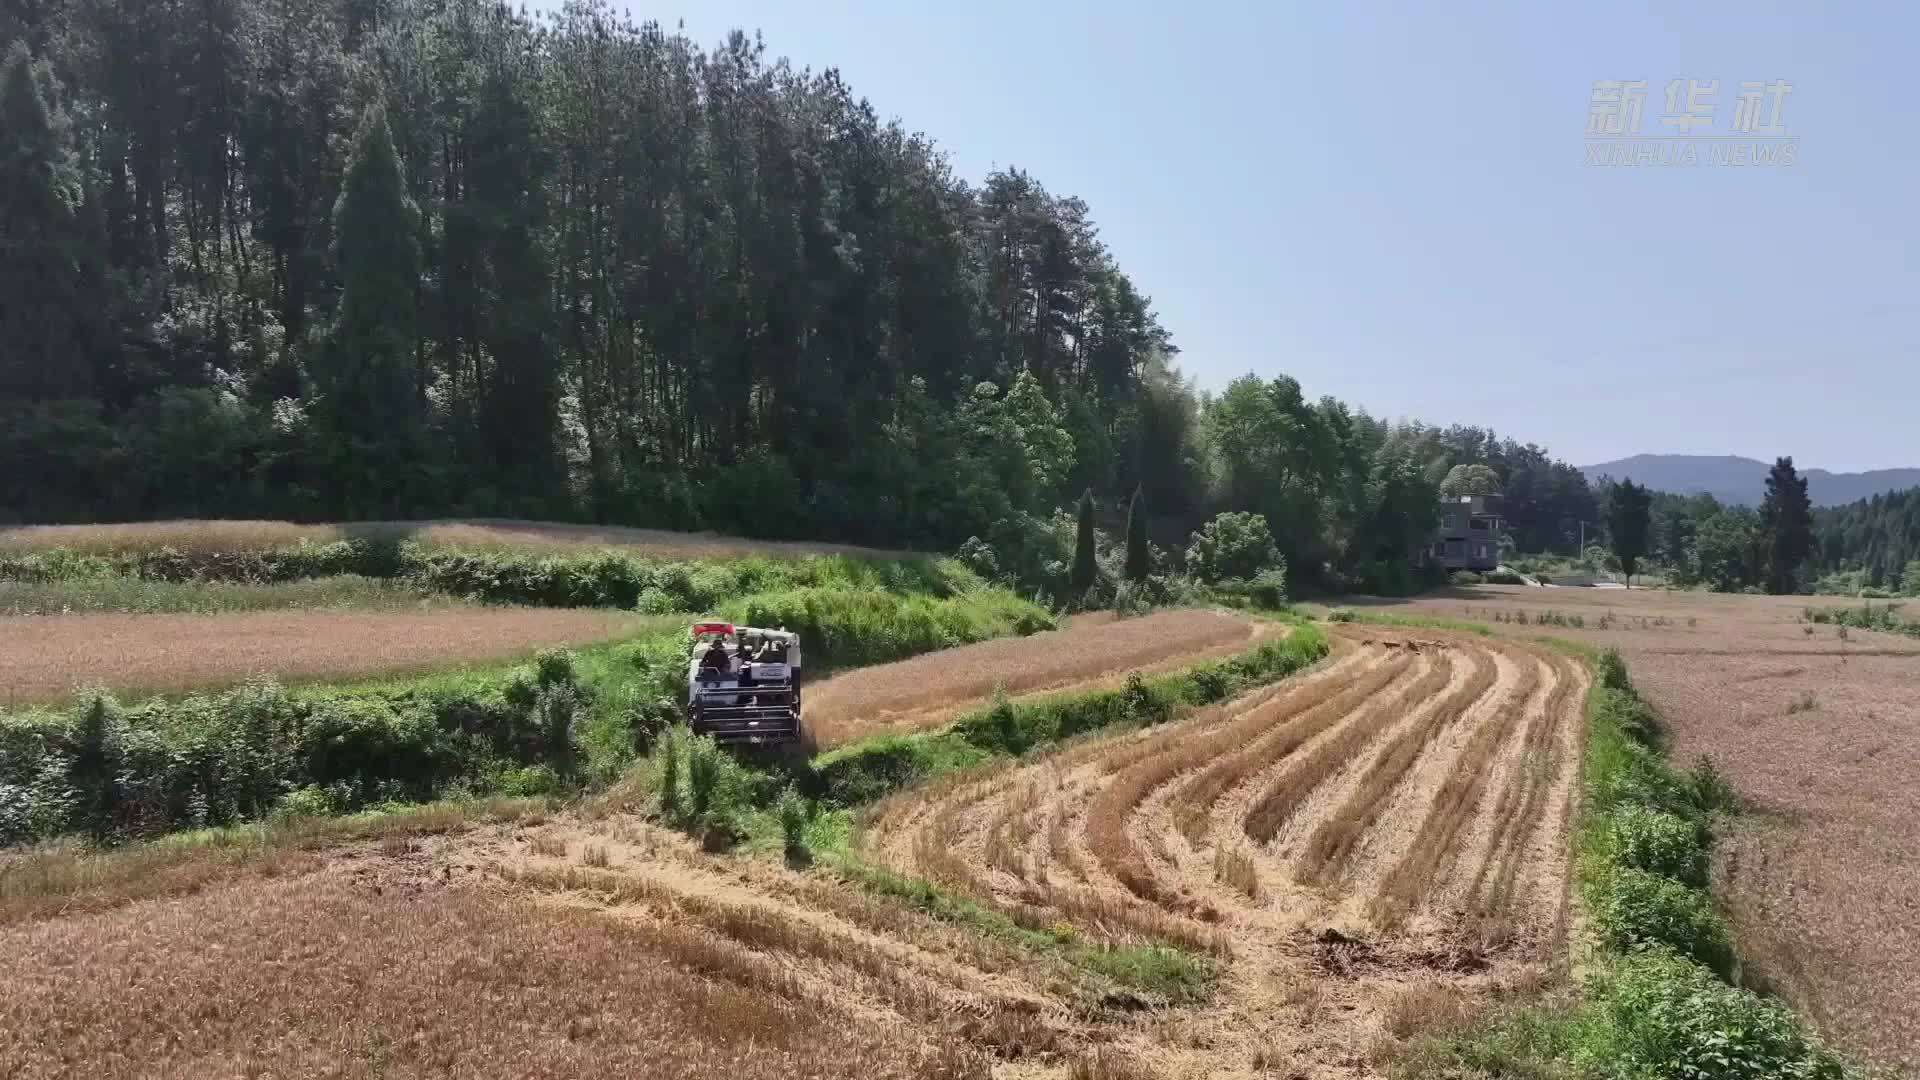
[827,855,1216,1005]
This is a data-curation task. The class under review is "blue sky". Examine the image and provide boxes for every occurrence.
[523,0,1916,471]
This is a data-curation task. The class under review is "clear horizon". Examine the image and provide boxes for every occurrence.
[521,0,1918,473]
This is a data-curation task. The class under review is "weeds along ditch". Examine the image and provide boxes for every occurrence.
[1398,645,1861,1080]
[1802,598,1920,638]
[0,539,1054,846]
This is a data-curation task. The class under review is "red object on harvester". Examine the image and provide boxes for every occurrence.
[691,622,735,636]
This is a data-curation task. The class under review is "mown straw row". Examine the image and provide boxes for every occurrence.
[1289,646,1499,875]
[1366,648,1554,929]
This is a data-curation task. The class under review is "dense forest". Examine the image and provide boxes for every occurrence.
[0,0,1610,593]
[1811,487,1920,592]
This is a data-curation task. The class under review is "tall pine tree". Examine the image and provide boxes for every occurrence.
[1760,456,1813,594]
[317,105,422,514]
[0,43,97,403]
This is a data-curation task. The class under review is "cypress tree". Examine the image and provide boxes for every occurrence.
[0,43,94,402]
[1072,488,1098,595]
[1760,456,1813,595]
[319,105,422,513]
[1124,485,1151,581]
[1607,478,1653,587]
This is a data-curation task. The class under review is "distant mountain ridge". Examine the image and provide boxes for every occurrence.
[1578,454,1920,507]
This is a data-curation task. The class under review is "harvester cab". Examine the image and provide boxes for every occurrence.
[686,622,803,744]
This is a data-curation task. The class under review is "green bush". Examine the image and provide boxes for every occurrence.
[1602,805,1709,887]
[774,785,809,859]
[496,764,563,797]
[687,737,723,819]
[1587,866,1732,979]
[1,540,982,612]
[657,729,683,817]
[273,784,343,820]
[1185,512,1282,584]
[1597,647,1632,693]
[1686,754,1740,814]
[1211,567,1288,610]
[720,587,1052,671]
[1594,684,1661,744]
[1579,947,1851,1080]
[0,648,601,843]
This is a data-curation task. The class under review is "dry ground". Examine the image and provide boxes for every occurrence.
[0,624,1587,1079]
[0,868,978,1080]
[0,609,662,704]
[805,608,1271,749]
[0,518,919,560]
[1339,584,1920,1075]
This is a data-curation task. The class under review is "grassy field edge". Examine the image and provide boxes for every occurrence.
[1395,642,1862,1080]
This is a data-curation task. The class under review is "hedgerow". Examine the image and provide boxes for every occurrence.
[0,576,1052,846]
[718,586,1054,671]
[0,539,981,611]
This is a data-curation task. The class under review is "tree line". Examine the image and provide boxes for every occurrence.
[1,0,1617,595]
[1594,457,1817,593]
[1810,486,1920,593]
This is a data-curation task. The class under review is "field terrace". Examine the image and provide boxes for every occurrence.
[1332,583,1920,1074]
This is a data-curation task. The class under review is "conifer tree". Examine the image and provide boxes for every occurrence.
[0,43,95,402]
[1760,456,1813,594]
[1072,488,1098,596]
[1607,477,1653,587]
[1124,485,1151,581]
[318,105,421,513]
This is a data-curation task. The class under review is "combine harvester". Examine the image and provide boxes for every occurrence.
[686,622,804,745]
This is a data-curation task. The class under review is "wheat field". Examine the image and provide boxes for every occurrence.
[0,624,1591,1078]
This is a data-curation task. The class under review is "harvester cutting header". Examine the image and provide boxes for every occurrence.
[686,622,803,744]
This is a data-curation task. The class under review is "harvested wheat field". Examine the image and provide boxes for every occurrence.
[0,625,1588,1079]
[0,518,919,560]
[805,608,1271,748]
[0,609,662,703]
[855,626,1588,1075]
[1346,584,1920,1074]
[0,867,979,1080]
